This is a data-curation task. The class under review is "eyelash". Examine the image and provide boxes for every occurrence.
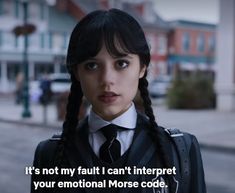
[83,59,130,71]
[84,62,98,70]
[116,60,130,69]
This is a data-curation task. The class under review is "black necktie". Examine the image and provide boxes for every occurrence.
[99,124,121,163]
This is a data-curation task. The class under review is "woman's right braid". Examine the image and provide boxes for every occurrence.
[53,74,83,169]
[51,74,83,193]
[62,74,83,138]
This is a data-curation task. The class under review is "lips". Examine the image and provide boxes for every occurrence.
[98,91,119,103]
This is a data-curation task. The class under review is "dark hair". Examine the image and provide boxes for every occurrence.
[55,8,175,191]
[67,9,150,72]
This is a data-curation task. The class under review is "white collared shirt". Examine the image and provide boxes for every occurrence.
[88,103,137,157]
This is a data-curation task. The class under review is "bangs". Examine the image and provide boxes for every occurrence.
[75,13,135,63]
[67,9,150,72]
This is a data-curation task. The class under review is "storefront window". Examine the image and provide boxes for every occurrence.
[208,35,215,52]
[197,33,205,52]
[182,32,190,52]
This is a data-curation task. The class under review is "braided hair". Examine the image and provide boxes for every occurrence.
[138,74,175,187]
[54,8,175,192]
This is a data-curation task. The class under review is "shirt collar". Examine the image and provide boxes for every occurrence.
[88,103,137,133]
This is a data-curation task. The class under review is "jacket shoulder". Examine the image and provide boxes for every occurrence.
[33,136,60,168]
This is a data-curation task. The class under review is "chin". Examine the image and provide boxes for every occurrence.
[99,108,123,121]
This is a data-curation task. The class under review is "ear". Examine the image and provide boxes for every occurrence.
[139,65,146,78]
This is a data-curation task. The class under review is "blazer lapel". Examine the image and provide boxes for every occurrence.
[119,115,157,192]
[64,118,102,193]
[120,114,177,193]
[65,118,93,165]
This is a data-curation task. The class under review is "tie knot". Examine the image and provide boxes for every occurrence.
[100,124,118,141]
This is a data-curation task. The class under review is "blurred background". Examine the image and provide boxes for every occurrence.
[0,0,234,193]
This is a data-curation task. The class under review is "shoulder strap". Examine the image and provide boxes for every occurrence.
[165,128,192,193]
[50,133,62,141]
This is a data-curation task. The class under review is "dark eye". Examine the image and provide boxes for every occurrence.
[84,62,98,70]
[116,60,129,69]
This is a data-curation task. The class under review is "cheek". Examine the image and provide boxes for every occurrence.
[120,72,139,94]
[79,76,96,98]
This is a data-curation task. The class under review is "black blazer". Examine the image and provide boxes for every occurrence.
[31,114,206,193]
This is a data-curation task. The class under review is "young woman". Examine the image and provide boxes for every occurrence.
[31,9,206,193]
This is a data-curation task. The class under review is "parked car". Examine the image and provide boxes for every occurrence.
[148,75,172,98]
[49,73,71,94]
[29,73,71,103]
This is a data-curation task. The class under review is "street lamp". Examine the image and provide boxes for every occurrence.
[21,0,31,118]
[13,0,56,118]
[13,0,35,118]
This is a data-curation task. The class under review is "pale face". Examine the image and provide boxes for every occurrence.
[76,44,146,121]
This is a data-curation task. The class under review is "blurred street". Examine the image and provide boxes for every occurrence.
[0,96,234,193]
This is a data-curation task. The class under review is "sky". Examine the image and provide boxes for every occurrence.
[154,0,219,24]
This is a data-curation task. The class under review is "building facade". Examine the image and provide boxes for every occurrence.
[0,0,216,93]
[0,0,77,92]
[215,0,235,111]
[61,0,170,81]
[168,20,216,76]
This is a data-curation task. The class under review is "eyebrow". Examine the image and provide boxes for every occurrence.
[115,55,133,59]
[89,54,134,61]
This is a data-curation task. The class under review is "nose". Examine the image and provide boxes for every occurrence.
[100,64,116,87]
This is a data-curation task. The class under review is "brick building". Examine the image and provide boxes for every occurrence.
[58,0,170,81]
[167,20,216,76]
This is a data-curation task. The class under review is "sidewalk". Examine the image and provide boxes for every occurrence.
[0,96,235,153]
[0,98,62,129]
[153,101,235,153]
